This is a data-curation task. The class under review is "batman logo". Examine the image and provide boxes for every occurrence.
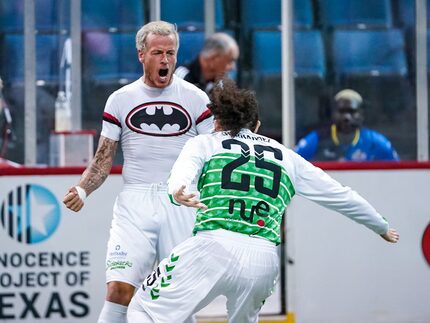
[125,101,192,136]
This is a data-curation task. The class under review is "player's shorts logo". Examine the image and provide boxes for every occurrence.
[0,184,61,244]
[126,101,192,137]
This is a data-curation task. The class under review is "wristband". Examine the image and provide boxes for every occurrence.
[75,186,87,201]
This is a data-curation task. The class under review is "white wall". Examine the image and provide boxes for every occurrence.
[287,169,430,323]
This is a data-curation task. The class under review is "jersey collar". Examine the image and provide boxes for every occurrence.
[331,124,360,146]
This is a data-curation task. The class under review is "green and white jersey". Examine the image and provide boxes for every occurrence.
[168,129,389,245]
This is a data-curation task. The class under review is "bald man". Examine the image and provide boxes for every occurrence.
[175,32,239,94]
[294,89,400,161]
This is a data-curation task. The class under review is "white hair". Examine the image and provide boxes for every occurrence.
[200,32,238,57]
[135,21,179,52]
[334,89,363,105]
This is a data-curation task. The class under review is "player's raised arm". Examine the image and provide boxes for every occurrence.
[63,135,118,212]
[291,151,399,243]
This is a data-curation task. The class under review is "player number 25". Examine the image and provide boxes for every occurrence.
[221,139,282,198]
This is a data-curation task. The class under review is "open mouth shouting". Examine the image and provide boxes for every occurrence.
[158,68,169,83]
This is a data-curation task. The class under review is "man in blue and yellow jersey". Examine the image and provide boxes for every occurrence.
[295,89,399,162]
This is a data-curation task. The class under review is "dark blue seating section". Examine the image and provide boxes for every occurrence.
[0,0,145,32]
[294,31,326,78]
[251,30,326,79]
[0,1,416,93]
[0,33,61,83]
[82,31,141,83]
[395,0,430,28]
[82,0,144,31]
[241,0,314,31]
[160,0,224,31]
[243,0,416,145]
[294,0,314,30]
[318,0,393,29]
[331,28,411,123]
[332,29,407,78]
[177,31,206,66]
[251,31,281,76]
[0,0,69,32]
[247,1,412,84]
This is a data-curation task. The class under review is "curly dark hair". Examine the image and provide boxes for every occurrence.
[208,78,259,137]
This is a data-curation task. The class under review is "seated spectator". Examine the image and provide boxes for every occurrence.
[175,32,239,94]
[295,89,400,161]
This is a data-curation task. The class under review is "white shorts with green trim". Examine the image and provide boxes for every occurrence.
[127,229,279,323]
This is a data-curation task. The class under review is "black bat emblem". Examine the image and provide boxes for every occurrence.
[126,102,191,137]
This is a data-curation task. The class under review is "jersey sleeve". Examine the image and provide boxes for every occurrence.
[100,93,122,141]
[373,131,400,161]
[294,131,319,161]
[196,106,214,134]
[290,151,389,235]
[167,135,209,197]
[193,91,214,135]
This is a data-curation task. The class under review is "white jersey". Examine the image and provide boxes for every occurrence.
[101,75,213,184]
[168,129,389,242]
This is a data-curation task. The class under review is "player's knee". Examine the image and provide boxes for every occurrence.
[106,281,136,305]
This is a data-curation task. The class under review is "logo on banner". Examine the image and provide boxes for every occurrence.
[0,184,61,244]
[422,222,430,267]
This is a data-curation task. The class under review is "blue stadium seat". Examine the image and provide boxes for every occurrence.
[251,30,325,78]
[396,0,430,28]
[83,31,141,83]
[332,29,407,77]
[294,0,314,29]
[0,0,67,32]
[294,30,326,78]
[249,30,326,145]
[332,29,411,121]
[82,31,119,81]
[177,31,206,66]
[0,0,24,32]
[160,0,224,31]
[118,33,142,81]
[318,0,393,29]
[396,0,415,28]
[242,0,280,32]
[117,0,145,31]
[82,1,116,31]
[82,0,144,31]
[241,0,314,32]
[251,31,281,76]
[0,34,60,83]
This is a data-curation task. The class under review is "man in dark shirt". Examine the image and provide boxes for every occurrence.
[175,32,239,94]
[295,89,400,161]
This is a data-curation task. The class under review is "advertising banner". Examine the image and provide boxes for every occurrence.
[0,174,281,322]
[0,175,113,322]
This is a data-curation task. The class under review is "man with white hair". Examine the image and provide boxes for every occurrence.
[175,32,239,94]
[295,89,400,161]
[63,21,213,323]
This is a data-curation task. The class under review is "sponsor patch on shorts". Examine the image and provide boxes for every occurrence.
[106,260,133,270]
[106,244,132,270]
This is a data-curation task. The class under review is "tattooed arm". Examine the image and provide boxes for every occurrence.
[63,136,118,212]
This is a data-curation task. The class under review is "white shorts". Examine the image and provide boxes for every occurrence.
[127,229,279,323]
[105,183,197,287]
